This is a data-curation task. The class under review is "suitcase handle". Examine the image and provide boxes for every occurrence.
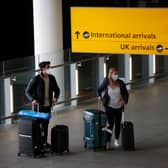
[32,103,39,112]
[122,106,125,123]
[98,100,104,112]
[97,100,103,149]
[51,104,57,116]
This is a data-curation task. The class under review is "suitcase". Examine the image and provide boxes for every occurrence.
[121,110,135,151]
[51,125,69,154]
[83,109,107,151]
[18,105,50,157]
[18,117,44,157]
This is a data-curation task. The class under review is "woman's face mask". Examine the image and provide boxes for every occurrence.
[112,74,118,81]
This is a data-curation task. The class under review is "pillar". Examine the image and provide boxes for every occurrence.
[124,54,131,90]
[98,57,105,84]
[149,54,155,84]
[4,78,13,124]
[33,0,64,102]
[70,64,78,106]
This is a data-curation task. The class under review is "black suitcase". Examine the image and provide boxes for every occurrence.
[51,125,69,154]
[18,117,44,157]
[121,110,135,151]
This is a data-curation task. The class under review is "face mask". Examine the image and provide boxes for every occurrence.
[46,69,50,74]
[43,69,50,74]
[112,74,118,81]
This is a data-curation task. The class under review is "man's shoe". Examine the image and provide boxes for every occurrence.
[114,139,120,147]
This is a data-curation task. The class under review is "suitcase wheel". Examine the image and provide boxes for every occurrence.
[18,152,21,156]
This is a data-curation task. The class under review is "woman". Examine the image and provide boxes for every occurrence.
[98,67,129,149]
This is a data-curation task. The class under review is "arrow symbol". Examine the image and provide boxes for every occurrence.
[75,31,80,39]
[156,44,164,53]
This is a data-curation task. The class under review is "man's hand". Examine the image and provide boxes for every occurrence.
[32,99,38,105]
[52,97,58,105]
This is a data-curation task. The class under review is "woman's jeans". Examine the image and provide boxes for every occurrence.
[105,106,122,142]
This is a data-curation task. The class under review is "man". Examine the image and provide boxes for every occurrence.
[25,61,60,151]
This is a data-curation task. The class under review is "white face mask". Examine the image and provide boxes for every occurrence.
[46,69,50,74]
[43,69,50,74]
[112,74,118,81]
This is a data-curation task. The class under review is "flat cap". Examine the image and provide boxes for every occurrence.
[39,61,50,68]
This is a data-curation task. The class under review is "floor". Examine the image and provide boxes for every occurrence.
[0,79,168,168]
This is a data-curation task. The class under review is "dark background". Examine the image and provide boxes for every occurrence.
[1,0,34,61]
[1,0,168,61]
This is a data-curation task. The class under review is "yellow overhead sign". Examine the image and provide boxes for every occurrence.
[71,7,168,55]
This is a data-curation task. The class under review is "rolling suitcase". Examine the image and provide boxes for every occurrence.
[121,109,135,151]
[51,125,69,154]
[18,117,43,157]
[18,105,51,157]
[83,109,107,151]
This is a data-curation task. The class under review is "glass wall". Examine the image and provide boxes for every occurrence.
[131,55,149,81]
[1,0,168,123]
[78,59,99,98]
[156,56,168,74]
[0,79,4,118]
[0,56,34,123]
[1,51,168,124]
[105,54,125,77]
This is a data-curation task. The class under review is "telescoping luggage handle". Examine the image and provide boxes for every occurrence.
[122,106,125,123]
[98,100,104,112]
[51,103,57,116]
[32,103,39,112]
[97,100,103,151]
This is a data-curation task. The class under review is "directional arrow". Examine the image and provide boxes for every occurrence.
[75,31,80,39]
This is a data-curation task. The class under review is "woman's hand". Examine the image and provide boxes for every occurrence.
[118,100,125,107]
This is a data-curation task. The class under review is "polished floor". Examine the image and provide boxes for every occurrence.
[1,79,168,168]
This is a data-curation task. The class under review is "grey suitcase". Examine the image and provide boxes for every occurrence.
[18,117,44,157]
